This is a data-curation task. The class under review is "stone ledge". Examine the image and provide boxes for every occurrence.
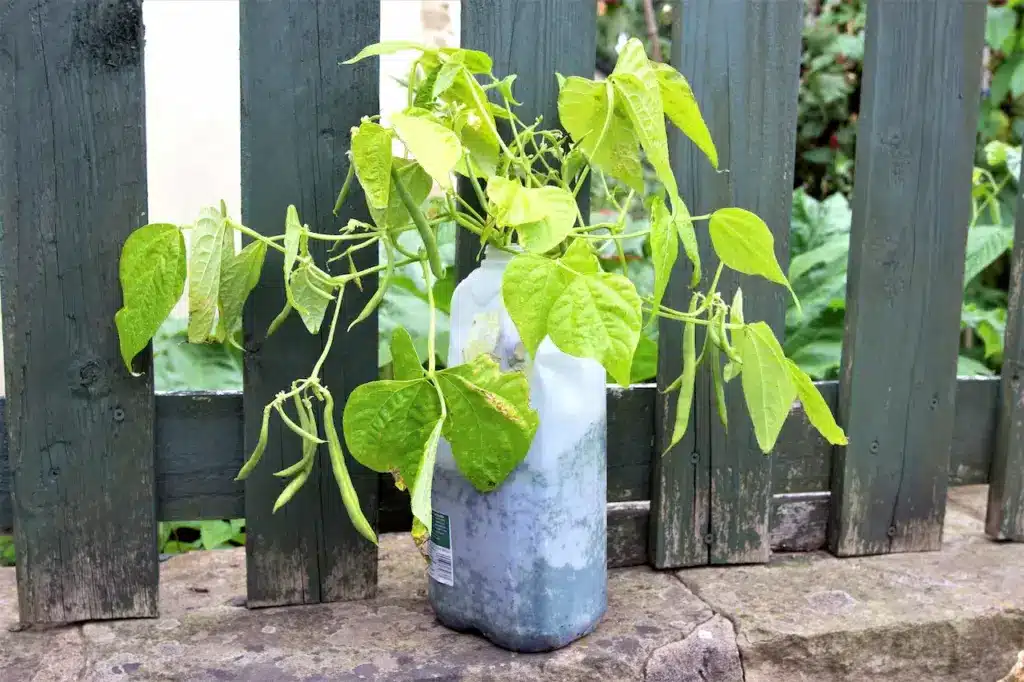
[1,485,1021,681]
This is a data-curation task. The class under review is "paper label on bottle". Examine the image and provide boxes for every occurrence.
[428,510,454,586]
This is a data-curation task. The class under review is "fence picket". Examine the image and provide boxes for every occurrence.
[651,0,802,568]
[0,0,158,622]
[830,1,986,556]
[240,0,380,607]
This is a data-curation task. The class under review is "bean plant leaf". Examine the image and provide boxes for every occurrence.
[709,208,792,294]
[343,40,429,64]
[562,239,601,275]
[410,416,444,533]
[433,61,462,99]
[557,76,644,193]
[454,110,500,178]
[443,69,502,151]
[649,196,678,314]
[284,205,302,280]
[438,355,538,492]
[391,326,425,380]
[440,47,492,74]
[114,223,187,373]
[216,239,267,342]
[290,264,334,334]
[187,207,232,343]
[736,322,796,453]
[675,200,701,286]
[342,378,443,490]
[370,158,433,231]
[487,178,576,253]
[351,120,393,210]
[501,254,570,355]
[547,271,642,387]
[785,359,848,446]
[391,109,462,190]
[653,62,718,169]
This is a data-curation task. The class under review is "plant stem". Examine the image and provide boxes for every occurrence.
[229,220,287,254]
[422,260,438,375]
[310,288,345,380]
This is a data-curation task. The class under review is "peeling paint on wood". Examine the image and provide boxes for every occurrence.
[770,492,829,552]
[0,0,158,623]
[240,0,380,607]
[831,1,986,557]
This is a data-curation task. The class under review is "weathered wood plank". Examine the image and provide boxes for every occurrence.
[0,0,158,623]
[0,400,10,534]
[654,0,802,568]
[770,492,829,553]
[952,377,1000,486]
[456,0,596,279]
[987,191,1024,541]
[830,2,986,556]
[240,0,380,607]
[607,502,649,568]
[773,383,837,494]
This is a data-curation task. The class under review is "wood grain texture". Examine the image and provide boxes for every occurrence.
[240,0,380,607]
[830,2,986,557]
[987,191,1024,541]
[952,377,1000,486]
[456,0,596,280]
[0,0,158,623]
[770,492,829,553]
[653,0,802,568]
[773,382,837,494]
[0,401,10,534]
[607,502,650,568]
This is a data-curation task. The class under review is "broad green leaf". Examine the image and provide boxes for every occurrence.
[493,74,520,105]
[441,70,502,151]
[630,333,658,383]
[410,416,444,533]
[736,322,796,453]
[440,47,492,74]
[675,200,701,286]
[432,60,461,99]
[649,196,677,313]
[708,208,789,287]
[216,239,266,342]
[391,326,425,380]
[547,271,642,387]
[198,520,239,550]
[609,39,677,200]
[342,378,443,488]
[369,158,433,230]
[557,76,644,193]
[785,359,847,446]
[501,254,570,355]
[187,207,232,343]
[653,62,718,169]
[114,223,187,372]
[963,225,1013,288]
[486,178,577,254]
[343,41,428,64]
[562,239,601,275]
[391,109,462,189]
[290,264,334,334]
[454,110,500,178]
[438,356,538,491]
[351,120,393,210]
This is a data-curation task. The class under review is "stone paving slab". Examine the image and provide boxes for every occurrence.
[1,485,1022,681]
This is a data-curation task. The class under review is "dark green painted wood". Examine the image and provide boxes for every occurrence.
[830,2,986,557]
[653,0,802,568]
[773,382,837,494]
[0,0,158,623]
[0,401,9,534]
[240,0,380,607]
[952,377,1000,486]
[987,192,1024,541]
[456,0,596,281]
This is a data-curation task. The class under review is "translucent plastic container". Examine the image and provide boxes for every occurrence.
[427,246,608,653]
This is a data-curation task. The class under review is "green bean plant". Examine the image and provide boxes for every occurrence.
[113,38,848,548]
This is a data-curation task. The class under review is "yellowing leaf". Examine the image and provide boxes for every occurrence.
[216,239,266,342]
[786,359,848,445]
[649,196,678,314]
[557,76,644,193]
[486,178,577,254]
[289,264,334,334]
[562,239,601,275]
[501,254,570,355]
[708,208,790,289]
[547,271,642,388]
[369,158,432,230]
[391,109,462,189]
[410,416,444,533]
[653,62,718,169]
[736,322,796,453]
[351,120,393,210]
[114,223,187,372]
[187,207,233,343]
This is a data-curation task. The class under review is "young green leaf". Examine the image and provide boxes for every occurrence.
[487,178,577,253]
[391,327,426,380]
[289,264,334,334]
[284,205,302,280]
[432,61,462,99]
[342,378,444,489]
[735,322,797,453]
[391,109,462,190]
[557,76,644,193]
[410,416,444,533]
[342,40,429,64]
[649,196,678,314]
[216,239,267,342]
[370,158,433,231]
[547,271,642,388]
[437,356,538,492]
[730,288,745,325]
[501,255,571,355]
[653,62,718,169]
[675,197,702,287]
[785,359,848,445]
[454,111,500,178]
[443,69,502,151]
[351,120,393,210]
[440,47,493,74]
[708,208,791,292]
[114,223,187,372]
[562,239,601,275]
[187,207,232,343]
[493,74,520,105]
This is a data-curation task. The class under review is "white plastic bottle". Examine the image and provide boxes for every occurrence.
[427,245,608,653]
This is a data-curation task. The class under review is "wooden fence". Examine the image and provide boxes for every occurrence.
[0,0,1020,626]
